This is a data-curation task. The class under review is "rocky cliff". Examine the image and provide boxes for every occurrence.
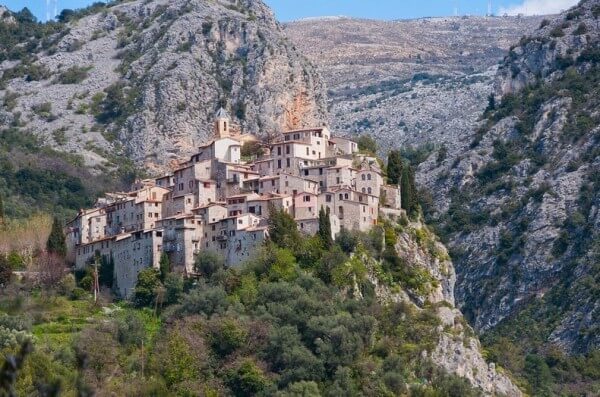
[363,217,520,395]
[416,0,600,358]
[0,0,328,171]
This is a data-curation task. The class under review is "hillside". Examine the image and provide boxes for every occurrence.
[0,0,328,218]
[285,16,545,153]
[0,212,521,396]
[409,1,600,394]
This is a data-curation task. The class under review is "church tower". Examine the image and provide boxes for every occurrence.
[214,107,230,139]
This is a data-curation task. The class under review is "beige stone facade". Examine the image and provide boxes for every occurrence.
[68,110,401,299]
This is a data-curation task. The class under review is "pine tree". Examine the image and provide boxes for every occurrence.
[47,217,67,257]
[387,150,403,185]
[318,206,333,249]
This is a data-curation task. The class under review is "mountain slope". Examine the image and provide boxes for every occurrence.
[285,16,544,154]
[0,0,327,173]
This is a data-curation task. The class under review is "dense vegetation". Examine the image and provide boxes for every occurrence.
[0,202,480,396]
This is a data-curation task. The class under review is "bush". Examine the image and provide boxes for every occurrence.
[57,66,90,84]
[226,360,271,397]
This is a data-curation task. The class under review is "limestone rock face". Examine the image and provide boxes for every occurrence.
[415,0,600,354]
[0,0,328,171]
[370,218,521,396]
[285,16,544,156]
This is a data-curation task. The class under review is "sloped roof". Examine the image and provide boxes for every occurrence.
[215,107,230,119]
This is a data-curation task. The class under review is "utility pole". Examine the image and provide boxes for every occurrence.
[141,340,144,378]
[93,257,99,304]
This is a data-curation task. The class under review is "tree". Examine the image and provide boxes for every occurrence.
[400,165,419,216]
[486,93,496,113]
[317,206,333,249]
[133,268,161,307]
[35,252,66,290]
[57,9,75,23]
[357,135,378,154]
[159,253,170,281]
[268,204,301,249]
[194,251,224,278]
[98,253,114,288]
[0,254,12,287]
[46,217,66,257]
[387,150,403,185]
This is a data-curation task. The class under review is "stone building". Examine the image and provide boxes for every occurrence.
[68,109,402,299]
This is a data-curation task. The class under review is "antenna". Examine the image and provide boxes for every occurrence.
[487,0,493,16]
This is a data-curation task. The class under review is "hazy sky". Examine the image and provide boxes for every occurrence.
[3,0,579,22]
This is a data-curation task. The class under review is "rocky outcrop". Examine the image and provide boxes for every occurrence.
[0,0,328,171]
[370,217,521,396]
[432,307,521,397]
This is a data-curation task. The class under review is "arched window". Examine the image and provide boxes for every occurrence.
[368,187,372,194]
[362,188,366,193]
[362,174,366,181]
[367,174,372,180]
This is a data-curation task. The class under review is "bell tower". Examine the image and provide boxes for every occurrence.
[214,107,230,139]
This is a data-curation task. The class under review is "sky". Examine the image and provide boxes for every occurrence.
[3,0,579,22]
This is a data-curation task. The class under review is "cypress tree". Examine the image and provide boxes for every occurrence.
[47,216,67,257]
[159,253,171,281]
[400,165,419,216]
[318,206,333,249]
[387,150,403,185]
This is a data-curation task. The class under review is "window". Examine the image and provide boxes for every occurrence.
[278,160,282,169]
[306,147,309,156]
[362,174,366,181]
[271,180,275,187]
[336,177,340,184]
[304,170,309,176]
[303,195,311,202]
[326,195,332,203]
[368,187,372,194]
[367,174,372,180]
[286,145,290,154]
[344,193,349,200]
[285,181,289,187]
[179,183,184,191]
[204,182,210,188]
[362,188,366,193]
[339,194,343,200]
[155,213,159,218]
[286,158,290,167]
[277,147,282,155]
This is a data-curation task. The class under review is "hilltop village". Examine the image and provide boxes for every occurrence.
[66,110,403,298]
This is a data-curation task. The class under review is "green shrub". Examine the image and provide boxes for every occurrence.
[57,66,91,84]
